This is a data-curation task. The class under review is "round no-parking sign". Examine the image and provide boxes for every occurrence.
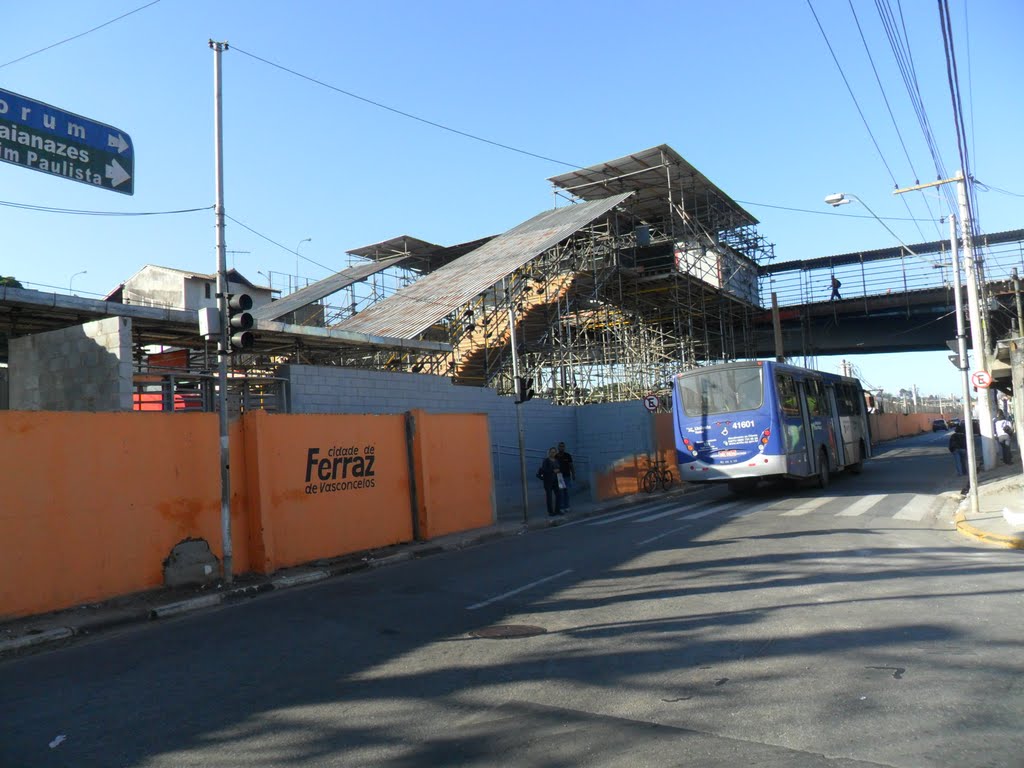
[643,395,659,412]
[971,370,993,389]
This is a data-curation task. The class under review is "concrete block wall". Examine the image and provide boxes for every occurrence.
[285,365,649,514]
[577,400,654,483]
[9,317,133,411]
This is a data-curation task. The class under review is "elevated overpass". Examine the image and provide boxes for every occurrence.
[750,228,1024,359]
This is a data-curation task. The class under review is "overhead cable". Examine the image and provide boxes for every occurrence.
[0,0,162,70]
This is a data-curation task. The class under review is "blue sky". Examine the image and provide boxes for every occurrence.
[2,0,1022,396]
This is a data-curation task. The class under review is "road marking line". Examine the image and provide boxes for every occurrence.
[779,496,836,516]
[834,494,887,517]
[680,502,740,520]
[588,506,672,526]
[636,524,693,546]
[634,505,689,522]
[892,494,933,521]
[467,569,573,611]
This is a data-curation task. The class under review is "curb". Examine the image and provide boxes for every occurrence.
[953,511,1024,549]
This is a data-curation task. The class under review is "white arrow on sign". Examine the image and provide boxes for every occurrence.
[107,133,129,154]
[105,159,131,187]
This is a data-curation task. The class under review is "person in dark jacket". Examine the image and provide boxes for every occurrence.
[555,442,575,512]
[948,423,967,477]
[538,447,563,517]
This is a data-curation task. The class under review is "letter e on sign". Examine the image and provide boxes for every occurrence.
[971,370,993,389]
[643,395,659,412]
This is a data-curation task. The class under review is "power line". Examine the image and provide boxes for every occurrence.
[736,198,935,222]
[847,0,939,241]
[231,45,586,172]
[806,0,902,189]
[974,180,1024,199]
[225,214,336,273]
[0,199,211,216]
[874,0,958,215]
[0,0,162,70]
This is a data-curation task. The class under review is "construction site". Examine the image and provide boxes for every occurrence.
[250,144,774,405]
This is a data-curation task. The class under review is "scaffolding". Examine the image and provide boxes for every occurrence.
[260,145,775,403]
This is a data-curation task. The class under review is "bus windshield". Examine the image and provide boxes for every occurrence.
[678,365,764,417]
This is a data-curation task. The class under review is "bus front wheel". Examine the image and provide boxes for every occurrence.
[816,450,830,489]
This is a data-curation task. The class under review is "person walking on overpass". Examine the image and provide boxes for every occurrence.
[830,275,842,301]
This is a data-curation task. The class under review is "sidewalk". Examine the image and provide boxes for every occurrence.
[0,483,705,658]
[952,461,1024,550]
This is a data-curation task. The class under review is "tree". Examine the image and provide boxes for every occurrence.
[0,276,22,288]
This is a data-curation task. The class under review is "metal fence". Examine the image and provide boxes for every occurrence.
[761,240,1024,308]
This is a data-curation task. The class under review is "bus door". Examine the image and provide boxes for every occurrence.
[804,377,837,471]
[776,372,811,476]
[825,384,850,467]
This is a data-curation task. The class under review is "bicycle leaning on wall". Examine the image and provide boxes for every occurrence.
[641,456,676,493]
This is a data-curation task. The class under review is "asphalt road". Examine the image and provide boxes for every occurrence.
[2,431,1022,767]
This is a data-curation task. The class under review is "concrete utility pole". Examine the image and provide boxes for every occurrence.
[893,171,996,470]
[956,175,997,469]
[210,40,233,583]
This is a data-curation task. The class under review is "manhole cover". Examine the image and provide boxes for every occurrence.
[469,625,547,639]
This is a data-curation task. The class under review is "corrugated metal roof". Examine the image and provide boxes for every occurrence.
[335,193,632,339]
[548,144,757,230]
[251,255,409,321]
[346,234,496,275]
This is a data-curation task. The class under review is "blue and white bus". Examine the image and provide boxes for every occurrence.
[672,360,871,492]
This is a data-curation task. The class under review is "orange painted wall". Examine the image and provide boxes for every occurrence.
[869,412,945,442]
[0,411,251,618]
[410,411,494,539]
[0,409,498,618]
[243,410,413,572]
[594,412,681,501]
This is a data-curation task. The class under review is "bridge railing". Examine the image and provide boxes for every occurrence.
[760,241,1024,307]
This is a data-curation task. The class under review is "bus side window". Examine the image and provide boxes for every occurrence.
[776,374,799,416]
[807,379,829,417]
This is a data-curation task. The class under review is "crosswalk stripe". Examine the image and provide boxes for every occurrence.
[834,494,887,517]
[680,503,739,520]
[589,504,676,526]
[892,494,933,521]
[634,505,688,522]
[590,491,938,528]
[779,496,836,516]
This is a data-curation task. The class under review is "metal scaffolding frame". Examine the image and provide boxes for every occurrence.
[243,145,775,403]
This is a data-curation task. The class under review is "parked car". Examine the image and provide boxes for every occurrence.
[932,418,949,431]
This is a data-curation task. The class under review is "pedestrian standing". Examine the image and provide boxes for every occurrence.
[994,412,1014,465]
[948,423,968,489]
[555,442,575,512]
[537,447,563,517]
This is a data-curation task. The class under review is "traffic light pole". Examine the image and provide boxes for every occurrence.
[211,40,233,583]
[506,279,529,524]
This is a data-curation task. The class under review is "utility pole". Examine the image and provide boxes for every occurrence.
[210,40,233,583]
[894,171,996,470]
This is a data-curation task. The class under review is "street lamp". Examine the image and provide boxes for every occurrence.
[295,237,311,292]
[823,193,917,257]
[69,269,87,295]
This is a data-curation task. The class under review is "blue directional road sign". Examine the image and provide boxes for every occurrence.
[0,88,133,195]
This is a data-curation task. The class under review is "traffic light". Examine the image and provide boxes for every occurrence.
[945,339,962,370]
[227,293,254,350]
[515,376,534,404]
